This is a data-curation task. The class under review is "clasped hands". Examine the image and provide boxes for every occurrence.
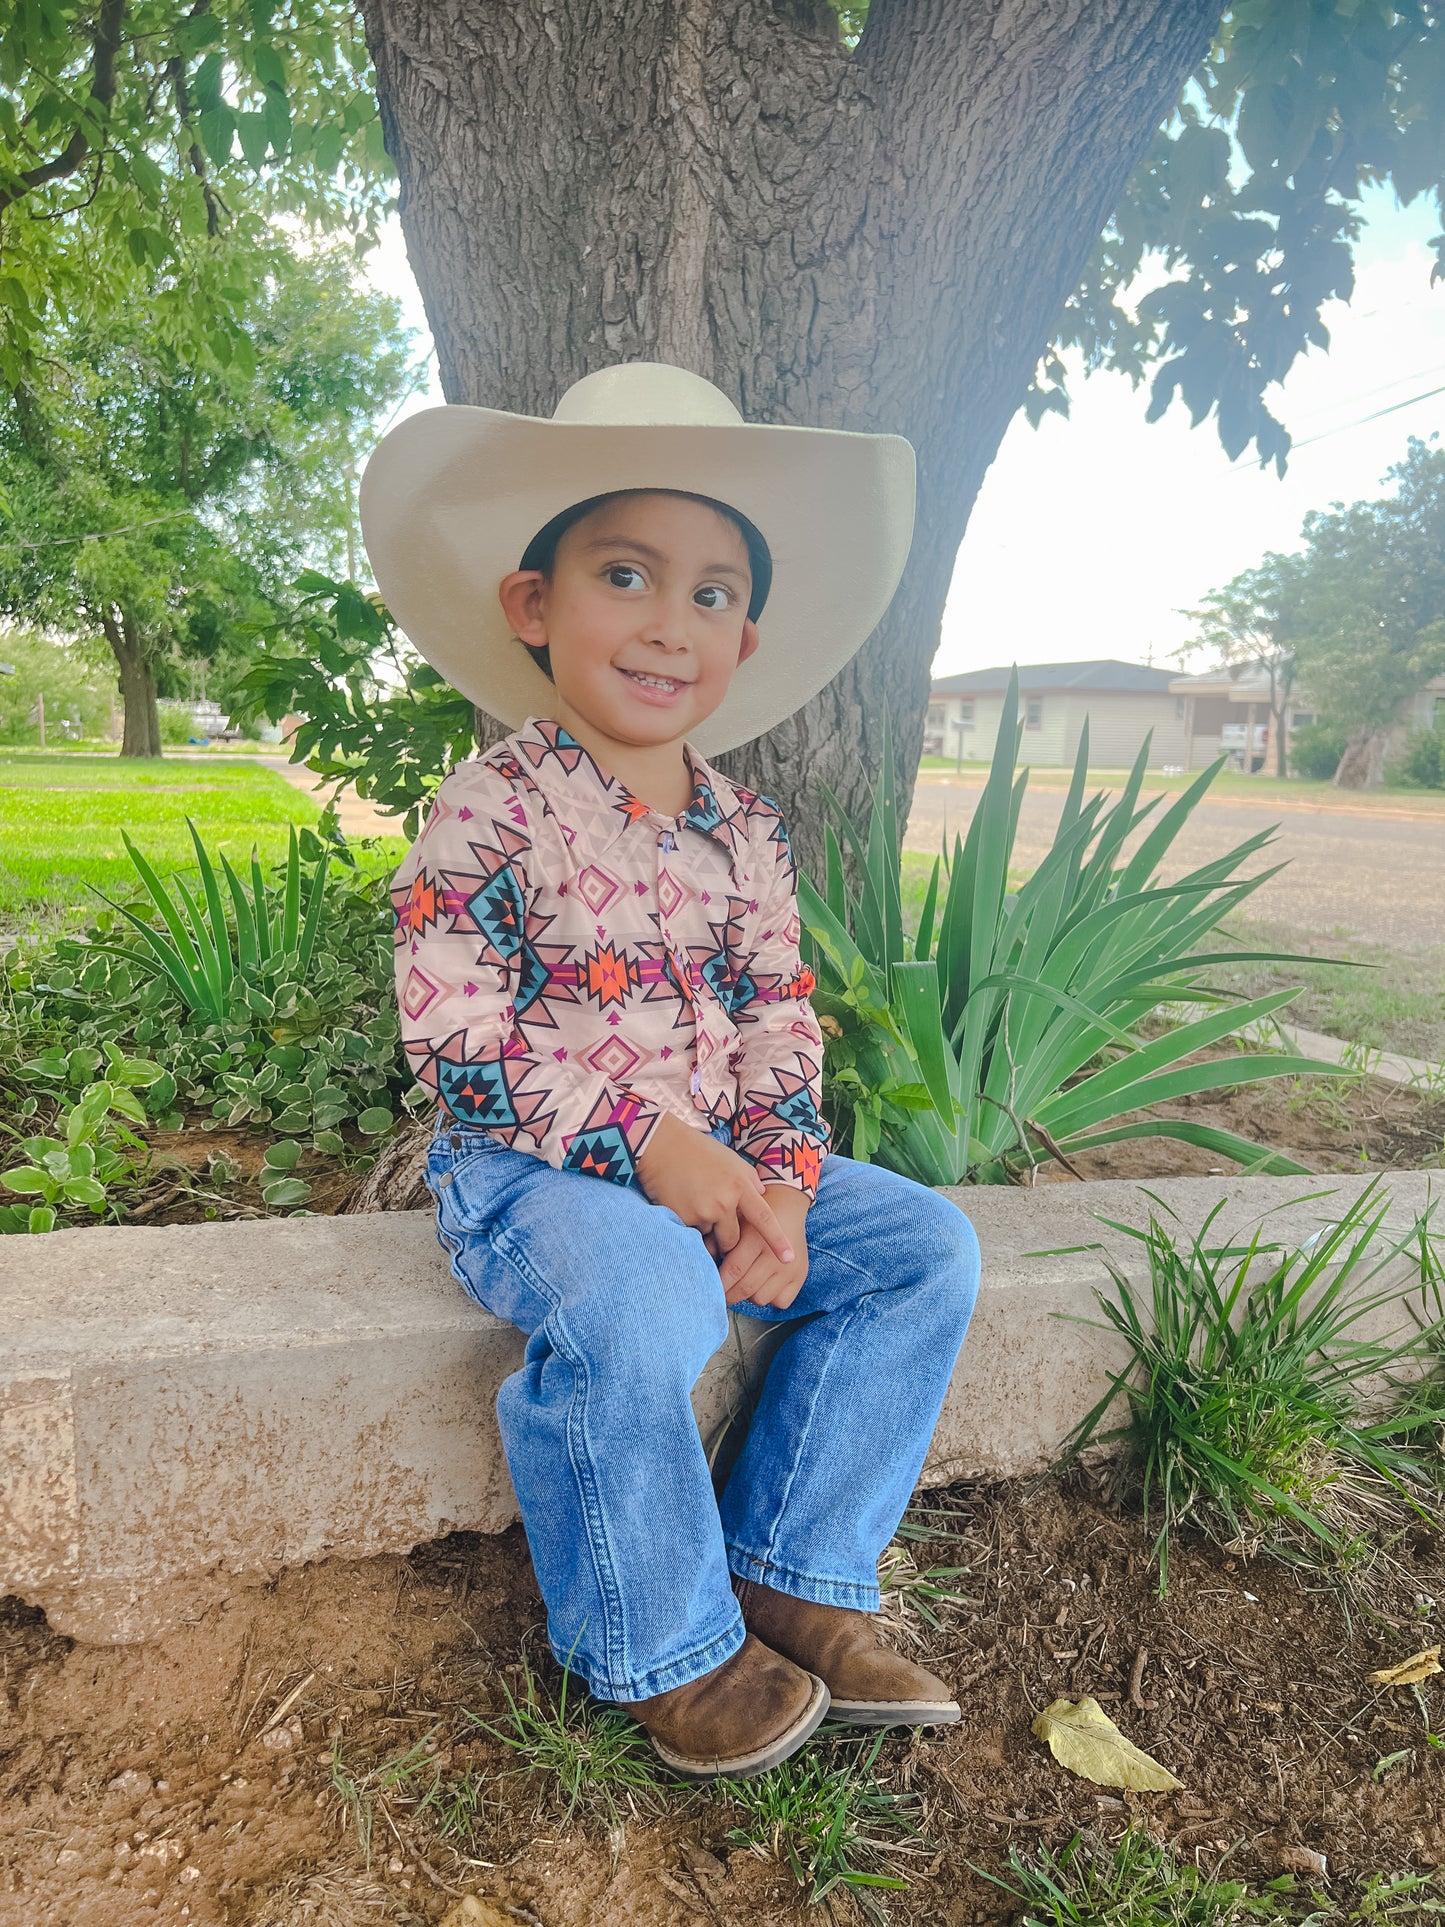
[634,1111,810,1310]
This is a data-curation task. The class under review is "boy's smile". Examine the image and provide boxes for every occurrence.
[498,492,761,810]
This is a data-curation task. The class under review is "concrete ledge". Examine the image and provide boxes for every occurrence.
[2,1173,1437,1643]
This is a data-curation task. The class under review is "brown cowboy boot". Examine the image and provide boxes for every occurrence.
[617,1631,829,1779]
[735,1578,960,1727]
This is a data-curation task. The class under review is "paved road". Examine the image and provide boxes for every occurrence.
[905,777,1445,953]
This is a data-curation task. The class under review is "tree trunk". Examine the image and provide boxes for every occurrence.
[1332,724,1398,791]
[359,0,1224,873]
[101,606,163,758]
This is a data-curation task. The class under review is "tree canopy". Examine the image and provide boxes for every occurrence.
[5,2,1441,474]
[1190,435,1445,785]
[0,233,418,753]
[0,0,389,386]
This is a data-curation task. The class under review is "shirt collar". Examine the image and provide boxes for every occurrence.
[508,716,752,866]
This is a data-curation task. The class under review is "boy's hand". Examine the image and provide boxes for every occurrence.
[718,1184,812,1310]
[634,1112,796,1267]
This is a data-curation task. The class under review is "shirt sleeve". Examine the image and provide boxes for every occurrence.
[390,765,664,1186]
[728,800,831,1199]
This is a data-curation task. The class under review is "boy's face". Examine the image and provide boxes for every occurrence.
[498,492,760,752]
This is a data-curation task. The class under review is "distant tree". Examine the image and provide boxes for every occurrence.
[1289,438,1445,788]
[0,629,115,742]
[1185,553,1306,777]
[0,239,418,756]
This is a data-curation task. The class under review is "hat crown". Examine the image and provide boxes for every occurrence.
[550,362,744,430]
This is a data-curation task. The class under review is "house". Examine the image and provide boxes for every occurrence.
[1168,668,1445,773]
[926,660,1187,769]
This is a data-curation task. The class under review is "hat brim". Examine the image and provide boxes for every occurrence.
[358,406,915,755]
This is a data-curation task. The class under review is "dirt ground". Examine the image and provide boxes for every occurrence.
[905,777,1445,959]
[4,1481,1443,1927]
[1031,1059,1445,1186]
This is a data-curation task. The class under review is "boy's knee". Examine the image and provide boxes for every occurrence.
[909,1191,981,1322]
[569,1212,728,1375]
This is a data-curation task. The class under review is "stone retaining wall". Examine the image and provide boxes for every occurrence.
[2,1172,1435,1644]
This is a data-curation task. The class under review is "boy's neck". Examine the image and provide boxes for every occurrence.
[547,704,696,819]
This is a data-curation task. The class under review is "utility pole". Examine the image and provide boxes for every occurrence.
[28,691,46,748]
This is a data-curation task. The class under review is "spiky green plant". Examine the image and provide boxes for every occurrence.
[87,819,330,1021]
[801,674,1345,1184]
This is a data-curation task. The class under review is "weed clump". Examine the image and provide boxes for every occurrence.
[1054,1179,1445,1594]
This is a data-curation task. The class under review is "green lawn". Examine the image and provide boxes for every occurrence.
[0,751,335,934]
[917,756,1445,813]
[1213,911,1445,1065]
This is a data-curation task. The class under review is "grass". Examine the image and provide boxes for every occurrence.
[1055,1180,1445,1595]
[917,759,1445,814]
[723,1729,925,1920]
[1214,913,1445,1067]
[469,1652,668,1827]
[0,750,329,934]
[985,1827,1445,1925]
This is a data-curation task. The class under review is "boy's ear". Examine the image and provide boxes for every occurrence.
[737,618,761,666]
[499,569,548,644]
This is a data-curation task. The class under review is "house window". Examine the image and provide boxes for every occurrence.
[959,700,974,727]
[1290,709,1315,730]
[1025,699,1043,731]
[927,704,945,726]
[1175,698,1186,719]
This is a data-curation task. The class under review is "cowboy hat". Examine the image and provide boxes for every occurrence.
[357,362,915,755]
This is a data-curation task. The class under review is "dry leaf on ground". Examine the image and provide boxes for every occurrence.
[1031,1694,1182,1791]
[1368,1647,1441,1687]
[439,1898,515,1927]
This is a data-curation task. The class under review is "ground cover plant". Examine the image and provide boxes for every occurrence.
[0,818,416,1232]
[0,751,330,934]
[801,681,1344,1186]
[1053,1181,1445,1597]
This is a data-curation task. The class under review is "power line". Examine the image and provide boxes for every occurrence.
[0,509,197,551]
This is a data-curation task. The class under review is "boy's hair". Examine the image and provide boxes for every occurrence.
[515,488,773,683]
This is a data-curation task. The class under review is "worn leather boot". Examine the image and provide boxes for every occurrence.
[735,1578,960,1727]
[617,1631,829,1779]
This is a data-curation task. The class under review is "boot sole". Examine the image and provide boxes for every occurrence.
[650,1672,831,1781]
[827,1698,961,1727]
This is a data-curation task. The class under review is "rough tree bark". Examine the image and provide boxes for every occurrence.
[359,0,1225,870]
[100,606,163,758]
[1333,723,1401,791]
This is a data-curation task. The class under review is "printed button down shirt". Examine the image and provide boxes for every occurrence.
[390,716,830,1196]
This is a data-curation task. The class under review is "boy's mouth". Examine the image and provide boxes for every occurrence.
[618,667,690,702]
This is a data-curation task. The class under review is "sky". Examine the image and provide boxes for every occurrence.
[363,183,1445,679]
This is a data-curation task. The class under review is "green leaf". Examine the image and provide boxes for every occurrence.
[262,1138,302,1171]
[261,1176,311,1208]
[1,1168,52,1196]
[356,1107,395,1135]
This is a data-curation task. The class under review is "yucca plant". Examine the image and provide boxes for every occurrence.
[86,820,331,1023]
[799,673,1344,1184]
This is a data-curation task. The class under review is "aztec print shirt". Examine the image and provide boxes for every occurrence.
[390,715,830,1196]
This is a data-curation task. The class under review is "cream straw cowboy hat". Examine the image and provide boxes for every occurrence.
[358,362,915,755]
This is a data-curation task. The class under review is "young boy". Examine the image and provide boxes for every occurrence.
[360,363,980,1780]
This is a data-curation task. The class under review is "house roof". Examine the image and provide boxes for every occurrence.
[930,659,1177,696]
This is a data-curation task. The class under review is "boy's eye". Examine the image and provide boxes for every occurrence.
[694,585,732,611]
[607,565,645,590]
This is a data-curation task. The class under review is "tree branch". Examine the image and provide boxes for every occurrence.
[0,0,128,215]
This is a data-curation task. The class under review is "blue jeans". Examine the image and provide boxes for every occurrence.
[426,1117,980,1701]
